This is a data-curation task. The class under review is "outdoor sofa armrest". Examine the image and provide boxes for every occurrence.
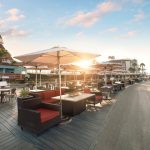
[91,91,102,96]
[29,93,40,98]
[18,108,41,124]
[40,103,61,111]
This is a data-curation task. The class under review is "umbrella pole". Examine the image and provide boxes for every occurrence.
[40,70,41,86]
[59,64,71,124]
[58,64,62,118]
[84,72,86,82]
[64,74,66,86]
[35,66,38,89]
[57,51,63,119]
[104,70,107,86]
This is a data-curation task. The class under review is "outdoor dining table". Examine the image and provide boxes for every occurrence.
[100,85,113,91]
[115,82,125,90]
[130,80,135,84]
[90,89,102,95]
[112,83,120,92]
[0,88,11,103]
[100,85,113,99]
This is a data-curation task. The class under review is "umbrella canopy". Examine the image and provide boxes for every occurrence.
[93,62,122,70]
[15,46,100,119]
[62,64,84,71]
[92,62,123,85]
[15,46,100,66]
[61,64,84,83]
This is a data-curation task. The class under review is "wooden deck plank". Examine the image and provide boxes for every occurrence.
[0,95,115,150]
[49,128,87,150]
[37,135,63,150]
[54,127,90,149]
[62,123,96,142]
[43,129,75,150]
[0,108,46,149]
[0,131,37,150]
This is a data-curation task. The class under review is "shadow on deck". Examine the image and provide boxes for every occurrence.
[0,99,116,150]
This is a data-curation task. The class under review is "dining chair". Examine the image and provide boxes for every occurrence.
[83,88,103,109]
[5,88,17,102]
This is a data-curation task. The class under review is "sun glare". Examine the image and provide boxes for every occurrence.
[74,60,92,69]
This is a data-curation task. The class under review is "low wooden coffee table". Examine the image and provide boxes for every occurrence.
[52,93,95,116]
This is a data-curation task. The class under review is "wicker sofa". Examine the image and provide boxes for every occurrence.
[30,89,65,104]
[17,97,61,135]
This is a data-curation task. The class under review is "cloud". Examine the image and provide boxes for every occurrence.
[2,28,30,37]
[132,11,145,22]
[6,8,25,22]
[0,3,2,8]
[76,32,84,38]
[121,31,137,38]
[65,1,121,27]
[0,8,25,29]
[99,27,118,35]
[0,20,6,28]
[132,0,145,4]
[118,0,145,4]
[107,27,118,32]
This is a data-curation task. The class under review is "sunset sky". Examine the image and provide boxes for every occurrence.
[0,0,150,72]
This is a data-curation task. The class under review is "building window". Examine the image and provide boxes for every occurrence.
[2,59,12,64]
[5,68,14,73]
[0,68,3,73]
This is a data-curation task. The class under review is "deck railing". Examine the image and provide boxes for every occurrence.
[0,73,25,80]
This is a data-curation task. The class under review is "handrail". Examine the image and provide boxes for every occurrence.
[0,73,25,80]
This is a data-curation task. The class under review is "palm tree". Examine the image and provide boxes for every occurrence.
[132,60,137,73]
[128,67,135,73]
[140,63,145,74]
[138,67,141,73]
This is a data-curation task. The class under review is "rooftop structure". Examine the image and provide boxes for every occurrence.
[107,58,140,73]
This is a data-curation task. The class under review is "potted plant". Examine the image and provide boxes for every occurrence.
[17,88,34,108]
[19,88,31,99]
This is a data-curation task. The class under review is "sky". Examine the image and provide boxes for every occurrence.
[0,0,150,72]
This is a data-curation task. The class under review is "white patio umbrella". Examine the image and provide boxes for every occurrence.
[62,64,84,82]
[15,46,100,118]
[92,62,122,85]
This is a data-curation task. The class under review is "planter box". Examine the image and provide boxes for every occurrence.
[17,96,40,110]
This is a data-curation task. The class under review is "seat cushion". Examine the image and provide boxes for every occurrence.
[95,96,103,103]
[55,89,65,96]
[84,88,91,93]
[42,91,50,99]
[41,91,56,99]
[47,90,56,97]
[43,98,59,103]
[36,108,60,123]
[95,95,103,100]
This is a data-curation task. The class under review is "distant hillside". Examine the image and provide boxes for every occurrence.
[0,35,14,64]
[0,46,13,61]
[0,47,11,57]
